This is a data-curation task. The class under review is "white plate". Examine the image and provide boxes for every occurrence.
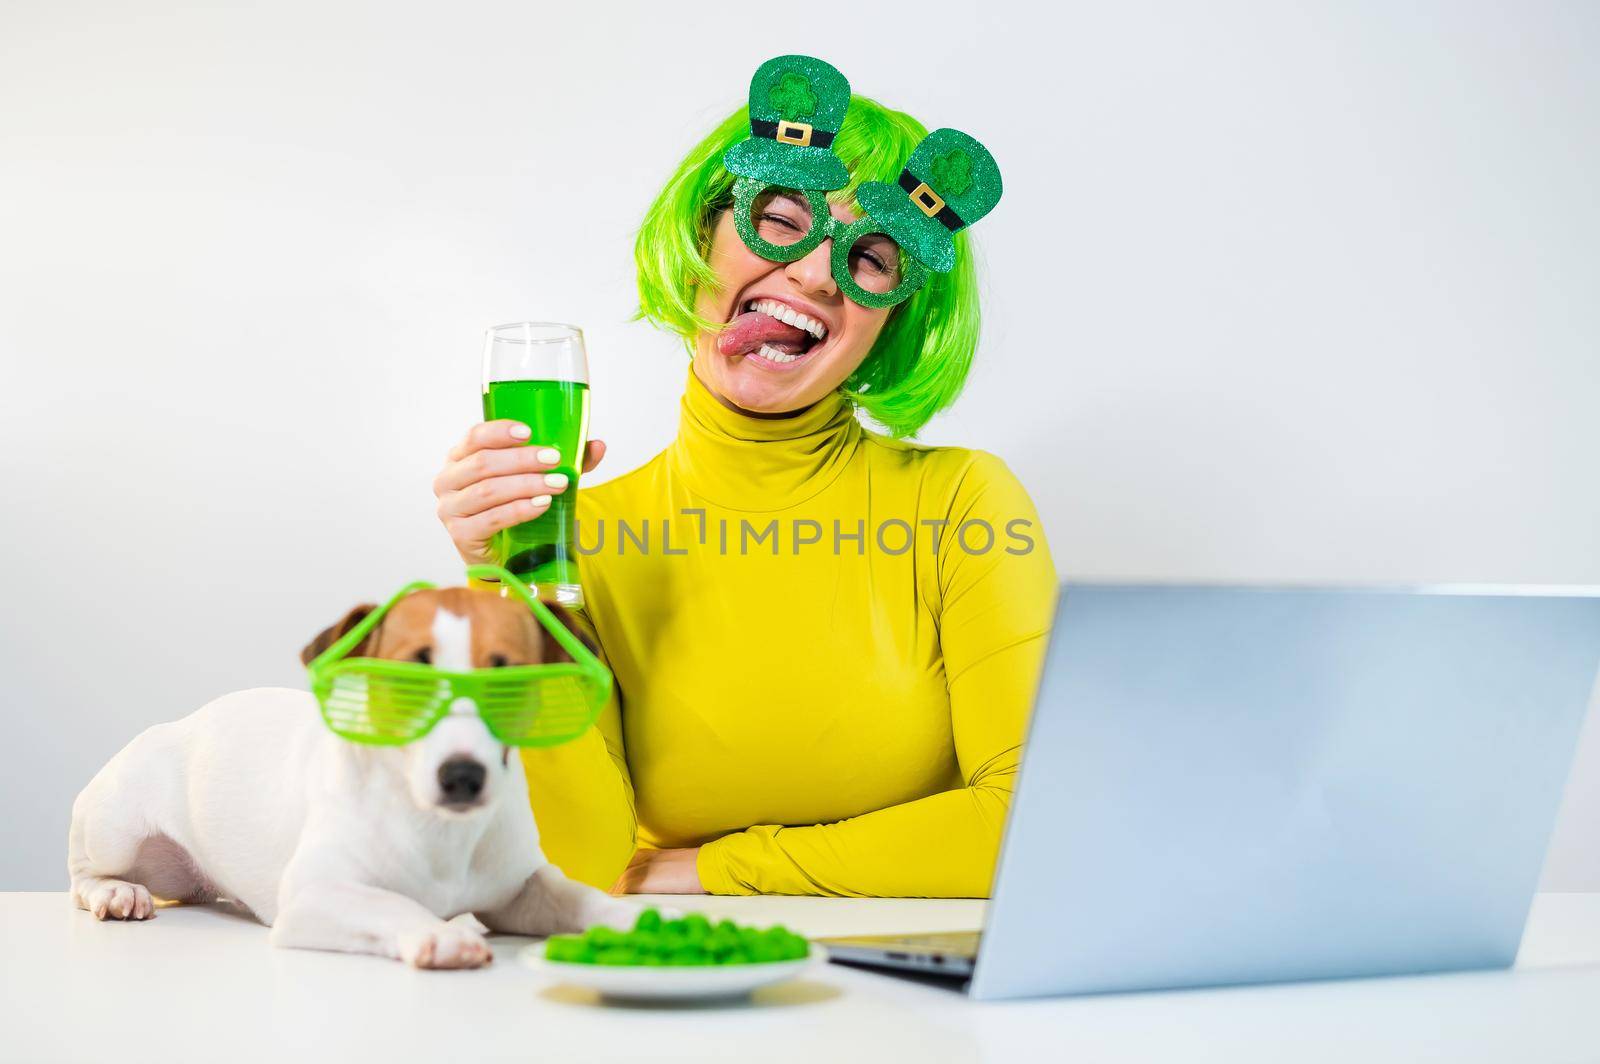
[520,943,829,1001]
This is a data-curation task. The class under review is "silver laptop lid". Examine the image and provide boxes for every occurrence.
[970,584,1600,1001]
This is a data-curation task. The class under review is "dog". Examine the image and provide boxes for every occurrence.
[67,583,645,968]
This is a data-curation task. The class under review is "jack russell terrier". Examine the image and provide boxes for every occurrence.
[67,583,645,968]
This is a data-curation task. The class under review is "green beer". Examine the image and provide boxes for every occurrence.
[482,323,590,606]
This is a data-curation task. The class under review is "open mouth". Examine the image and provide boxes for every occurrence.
[717,298,829,369]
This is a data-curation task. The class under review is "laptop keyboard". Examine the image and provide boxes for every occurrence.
[874,932,981,950]
[823,931,981,953]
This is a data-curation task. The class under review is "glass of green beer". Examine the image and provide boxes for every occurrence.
[482,321,591,607]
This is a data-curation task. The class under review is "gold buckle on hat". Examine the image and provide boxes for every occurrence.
[909,182,946,218]
[775,120,814,147]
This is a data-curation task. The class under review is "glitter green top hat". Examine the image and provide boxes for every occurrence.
[722,55,852,191]
[855,128,1002,274]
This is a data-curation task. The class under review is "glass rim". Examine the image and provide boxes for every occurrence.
[486,321,584,345]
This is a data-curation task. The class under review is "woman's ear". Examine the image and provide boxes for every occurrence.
[537,602,600,664]
[300,603,378,666]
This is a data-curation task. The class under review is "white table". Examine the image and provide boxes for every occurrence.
[3,892,1597,1062]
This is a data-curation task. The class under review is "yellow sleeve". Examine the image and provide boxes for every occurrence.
[470,575,638,891]
[695,452,1059,897]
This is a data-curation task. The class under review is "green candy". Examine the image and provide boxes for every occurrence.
[544,908,813,966]
[668,948,709,966]
[584,926,623,949]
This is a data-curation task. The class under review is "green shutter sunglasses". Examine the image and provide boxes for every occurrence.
[304,565,611,748]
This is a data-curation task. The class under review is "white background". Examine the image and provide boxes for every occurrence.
[2,1,1595,891]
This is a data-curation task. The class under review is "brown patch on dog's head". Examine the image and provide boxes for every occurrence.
[300,603,380,666]
[427,589,597,667]
[307,586,600,669]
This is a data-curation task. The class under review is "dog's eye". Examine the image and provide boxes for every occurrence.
[488,654,509,669]
[412,647,432,665]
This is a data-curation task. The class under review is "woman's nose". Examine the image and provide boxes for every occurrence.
[784,240,837,298]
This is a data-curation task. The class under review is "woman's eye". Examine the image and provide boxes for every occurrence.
[760,212,803,232]
[412,647,432,664]
[851,249,888,274]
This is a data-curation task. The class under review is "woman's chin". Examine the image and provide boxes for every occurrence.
[716,355,813,413]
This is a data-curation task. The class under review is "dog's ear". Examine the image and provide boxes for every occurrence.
[300,603,379,666]
[537,602,600,665]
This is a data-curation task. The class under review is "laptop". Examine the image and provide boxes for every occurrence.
[818,583,1600,1001]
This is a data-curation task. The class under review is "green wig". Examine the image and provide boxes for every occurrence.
[633,96,982,439]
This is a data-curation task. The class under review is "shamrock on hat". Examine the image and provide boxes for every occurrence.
[722,55,852,191]
[855,128,1002,274]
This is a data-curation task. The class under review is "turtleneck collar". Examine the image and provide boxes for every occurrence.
[667,361,862,512]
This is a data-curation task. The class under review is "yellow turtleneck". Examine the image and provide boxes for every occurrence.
[516,362,1058,897]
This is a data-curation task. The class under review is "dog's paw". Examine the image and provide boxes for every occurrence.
[76,880,155,921]
[397,923,493,970]
[589,899,655,931]
[447,912,490,936]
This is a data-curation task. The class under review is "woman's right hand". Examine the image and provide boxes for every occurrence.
[433,420,607,567]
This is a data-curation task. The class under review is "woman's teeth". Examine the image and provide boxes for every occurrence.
[745,298,827,342]
[754,343,803,365]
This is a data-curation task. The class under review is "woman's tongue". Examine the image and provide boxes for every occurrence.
[718,308,810,358]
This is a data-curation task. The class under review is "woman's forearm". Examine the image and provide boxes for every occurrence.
[516,603,639,892]
[521,725,638,891]
[695,777,1015,898]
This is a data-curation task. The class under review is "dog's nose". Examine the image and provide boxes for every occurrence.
[437,758,487,806]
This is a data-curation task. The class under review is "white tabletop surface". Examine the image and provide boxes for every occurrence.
[4,891,1598,1063]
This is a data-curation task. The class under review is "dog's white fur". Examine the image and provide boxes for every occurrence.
[67,604,643,968]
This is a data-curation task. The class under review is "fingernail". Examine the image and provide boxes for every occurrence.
[543,473,569,491]
[509,423,531,440]
[537,448,560,464]
[529,494,552,508]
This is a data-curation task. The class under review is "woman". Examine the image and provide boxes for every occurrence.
[431,57,1057,897]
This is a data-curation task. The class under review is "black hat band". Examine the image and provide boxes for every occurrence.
[750,118,836,149]
[898,170,967,232]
